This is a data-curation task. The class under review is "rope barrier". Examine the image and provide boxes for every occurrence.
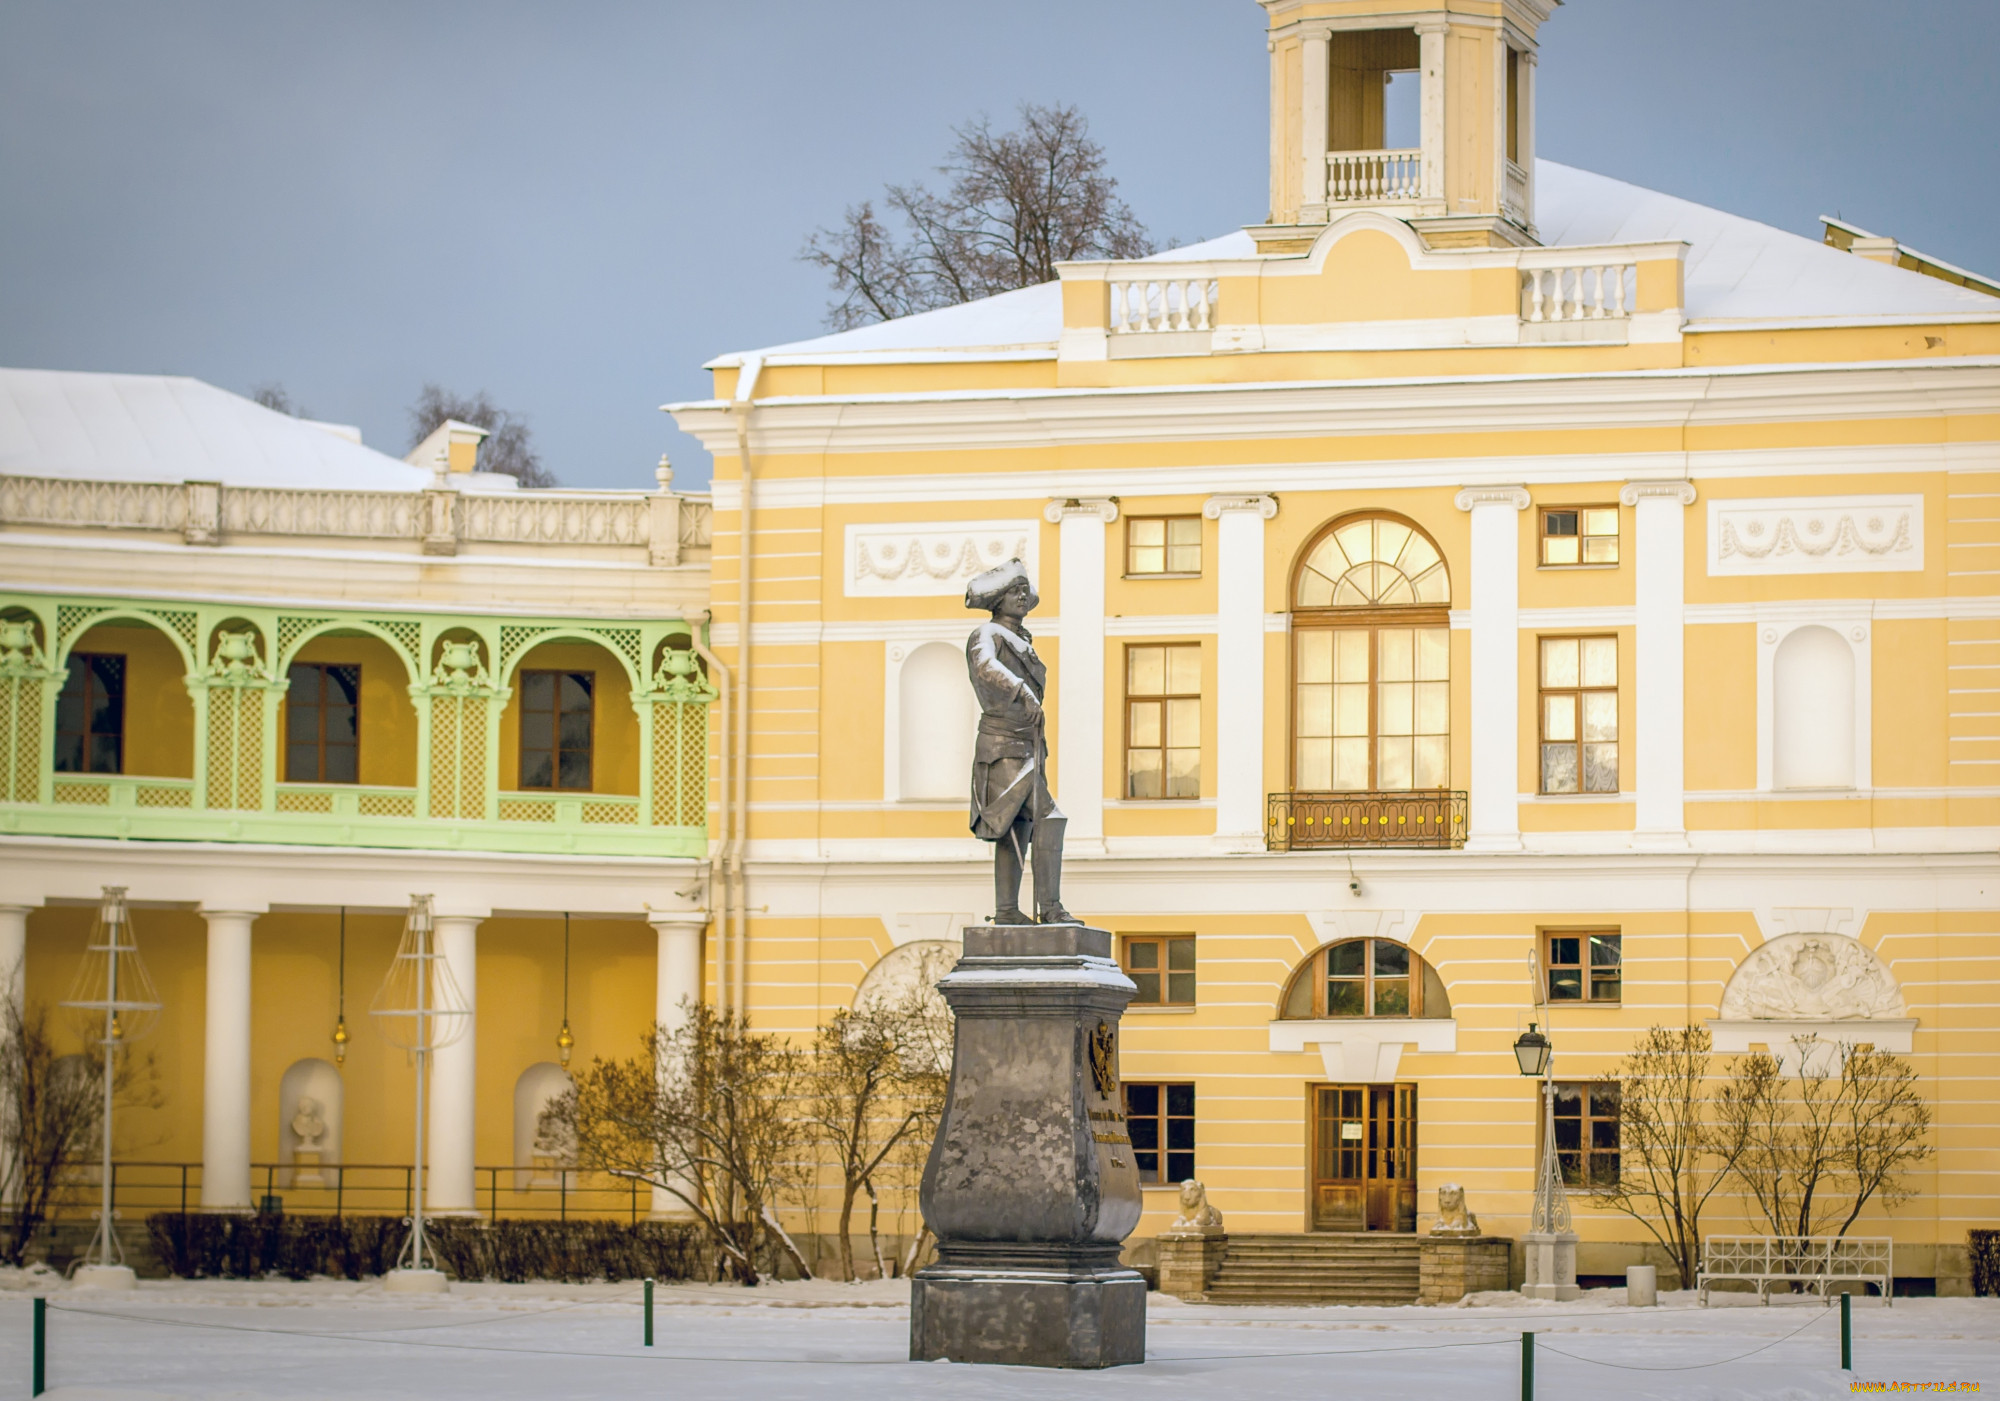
[1534,1306,1832,1373]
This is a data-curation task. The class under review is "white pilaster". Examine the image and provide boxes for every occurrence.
[1206,494,1279,849]
[1417,21,1448,202]
[200,907,258,1211]
[1623,481,1697,850]
[1455,487,1530,853]
[1300,27,1331,221]
[648,900,707,1218]
[1045,498,1118,854]
[1519,48,1538,224]
[427,914,481,1214]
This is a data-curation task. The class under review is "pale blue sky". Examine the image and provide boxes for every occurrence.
[2,1,1995,490]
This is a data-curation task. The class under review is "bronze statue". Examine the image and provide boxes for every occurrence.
[964,560,1073,925]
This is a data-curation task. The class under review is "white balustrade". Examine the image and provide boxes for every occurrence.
[1109,275,1218,336]
[1518,260,1637,323]
[1325,149,1422,203]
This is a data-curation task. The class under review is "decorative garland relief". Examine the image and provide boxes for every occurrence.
[1709,494,1922,576]
[845,520,1039,597]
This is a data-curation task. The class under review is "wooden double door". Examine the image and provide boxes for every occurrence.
[1312,1083,1417,1232]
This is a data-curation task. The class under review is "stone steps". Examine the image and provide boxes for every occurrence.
[1199,1234,1422,1307]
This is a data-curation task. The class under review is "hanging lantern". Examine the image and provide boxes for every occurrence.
[332,907,349,1066]
[556,912,574,1067]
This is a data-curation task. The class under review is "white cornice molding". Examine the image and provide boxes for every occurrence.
[671,360,2000,459]
[1203,493,1280,519]
[1455,485,1531,511]
[1619,480,1697,506]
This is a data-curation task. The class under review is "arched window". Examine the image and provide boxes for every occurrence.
[1279,939,1451,1020]
[897,642,978,801]
[1773,626,1855,790]
[1292,515,1450,792]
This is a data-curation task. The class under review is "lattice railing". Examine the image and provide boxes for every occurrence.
[1698,1236,1893,1304]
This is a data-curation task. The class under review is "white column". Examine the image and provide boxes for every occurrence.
[0,905,29,1020]
[1455,487,1530,853]
[1300,26,1331,220]
[1045,498,1117,855]
[427,914,481,1214]
[200,907,258,1211]
[648,902,707,1217]
[1417,21,1448,202]
[1207,494,1279,849]
[1623,481,1696,850]
[1519,48,1538,222]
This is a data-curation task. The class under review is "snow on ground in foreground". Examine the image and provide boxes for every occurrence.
[0,1273,1989,1400]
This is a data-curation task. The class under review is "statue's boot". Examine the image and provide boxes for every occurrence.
[993,823,1030,926]
[1033,813,1075,924]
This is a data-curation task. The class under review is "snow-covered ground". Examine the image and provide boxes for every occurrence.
[0,1270,1990,1400]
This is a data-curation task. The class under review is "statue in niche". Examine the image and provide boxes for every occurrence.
[964,561,1072,926]
[1432,1183,1481,1237]
[530,1104,574,1187]
[1169,1180,1224,1234]
[290,1095,328,1188]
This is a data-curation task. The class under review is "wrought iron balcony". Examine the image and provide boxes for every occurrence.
[1266,790,1467,851]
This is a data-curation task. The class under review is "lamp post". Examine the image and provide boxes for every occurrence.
[1513,1021,1579,1301]
[371,895,469,1293]
[60,887,161,1291]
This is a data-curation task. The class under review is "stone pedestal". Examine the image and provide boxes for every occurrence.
[1418,1235,1512,1304]
[1157,1231,1226,1301]
[292,1151,325,1189]
[1521,1231,1580,1301]
[72,1264,137,1291]
[383,1268,449,1294]
[910,924,1146,1369]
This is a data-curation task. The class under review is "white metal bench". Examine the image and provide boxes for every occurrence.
[1697,1235,1892,1306]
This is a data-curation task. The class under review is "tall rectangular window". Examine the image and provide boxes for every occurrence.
[1126,516,1201,577]
[1123,1082,1195,1185]
[285,663,360,783]
[1125,644,1200,799]
[1539,636,1618,794]
[519,670,594,791]
[1541,507,1619,566]
[1545,930,1621,1003]
[1552,1082,1620,1188]
[54,653,124,774]
[1121,935,1195,1006]
[1505,47,1521,165]
[1295,626,1448,791]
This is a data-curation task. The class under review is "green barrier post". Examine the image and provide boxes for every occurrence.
[1840,1290,1852,1371]
[644,1276,654,1347]
[32,1295,45,1397]
[1521,1329,1533,1400]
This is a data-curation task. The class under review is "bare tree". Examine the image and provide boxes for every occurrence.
[1722,1036,1933,1242]
[802,103,1154,330]
[406,384,556,488]
[545,1002,811,1284]
[1583,1026,1754,1289]
[810,971,954,1282]
[0,995,158,1267]
[249,383,309,418]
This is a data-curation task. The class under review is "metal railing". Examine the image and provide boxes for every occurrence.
[1697,1235,1893,1305]
[1266,790,1467,851]
[52,1162,653,1223]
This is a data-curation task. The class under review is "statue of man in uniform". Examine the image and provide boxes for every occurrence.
[964,560,1073,926]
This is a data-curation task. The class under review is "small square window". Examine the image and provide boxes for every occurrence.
[1127,516,1201,576]
[1544,929,1621,1003]
[1541,507,1619,567]
[1121,935,1195,1005]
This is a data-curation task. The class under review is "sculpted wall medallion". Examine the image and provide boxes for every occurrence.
[1717,933,1904,1022]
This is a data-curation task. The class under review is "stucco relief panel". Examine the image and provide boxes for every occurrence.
[1707,494,1923,576]
[844,520,1039,597]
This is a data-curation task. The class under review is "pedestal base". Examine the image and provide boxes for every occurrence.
[1520,1231,1580,1301]
[1419,1236,1513,1304]
[383,1268,450,1294]
[1157,1231,1226,1301]
[72,1264,137,1291]
[909,1264,1146,1368]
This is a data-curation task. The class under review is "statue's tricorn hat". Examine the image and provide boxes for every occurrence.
[965,559,1038,612]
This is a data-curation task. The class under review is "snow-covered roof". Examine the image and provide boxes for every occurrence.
[0,369,431,490]
[718,161,1995,363]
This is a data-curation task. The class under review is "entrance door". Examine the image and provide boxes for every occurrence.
[1312,1083,1416,1231]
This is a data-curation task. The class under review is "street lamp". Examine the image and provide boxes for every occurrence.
[1514,1018,1577,1300]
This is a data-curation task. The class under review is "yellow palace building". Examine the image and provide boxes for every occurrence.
[670,0,2000,1290]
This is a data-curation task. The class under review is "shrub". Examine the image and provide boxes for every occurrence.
[1971,1229,2000,1298]
[145,1214,700,1283]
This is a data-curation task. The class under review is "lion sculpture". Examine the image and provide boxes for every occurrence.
[1431,1182,1480,1237]
[1169,1179,1224,1232]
